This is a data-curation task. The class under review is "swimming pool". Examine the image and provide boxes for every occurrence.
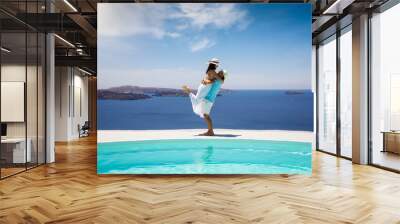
[97,139,312,174]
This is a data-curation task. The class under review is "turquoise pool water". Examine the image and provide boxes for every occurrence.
[97,139,312,174]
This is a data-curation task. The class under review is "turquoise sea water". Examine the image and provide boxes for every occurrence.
[98,139,312,174]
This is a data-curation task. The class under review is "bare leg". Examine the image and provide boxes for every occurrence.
[200,114,214,136]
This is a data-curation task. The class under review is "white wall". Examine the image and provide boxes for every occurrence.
[71,73,89,138]
[1,82,25,122]
[1,64,40,138]
[55,67,89,141]
[1,65,26,140]
[55,66,70,141]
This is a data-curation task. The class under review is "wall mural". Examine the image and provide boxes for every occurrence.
[97,3,313,174]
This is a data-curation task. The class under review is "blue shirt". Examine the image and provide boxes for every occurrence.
[205,80,222,103]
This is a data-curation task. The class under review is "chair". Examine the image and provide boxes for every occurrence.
[78,121,90,138]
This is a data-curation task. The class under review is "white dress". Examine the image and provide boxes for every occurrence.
[189,83,213,118]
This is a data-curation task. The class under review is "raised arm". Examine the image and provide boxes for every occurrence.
[202,79,214,85]
[216,71,224,81]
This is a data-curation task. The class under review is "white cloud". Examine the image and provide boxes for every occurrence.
[175,23,189,30]
[190,38,215,52]
[176,3,249,30]
[166,32,181,38]
[98,3,250,53]
[98,4,177,39]
[98,3,250,39]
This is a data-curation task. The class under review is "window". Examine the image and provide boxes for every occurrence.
[339,27,352,158]
[0,2,46,179]
[370,3,400,171]
[317,35,337,154]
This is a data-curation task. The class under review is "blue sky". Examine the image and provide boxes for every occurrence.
[98,3,311,90]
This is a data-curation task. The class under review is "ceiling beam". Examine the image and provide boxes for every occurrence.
[67,13,97,39]
[55,55,96,73]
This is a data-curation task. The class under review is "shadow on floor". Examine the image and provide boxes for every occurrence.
[195,134,241,137]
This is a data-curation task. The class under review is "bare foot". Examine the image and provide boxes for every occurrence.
[182,85,191,94]
[199,131,215,136]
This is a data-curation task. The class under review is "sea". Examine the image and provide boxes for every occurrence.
[97,90,314,131]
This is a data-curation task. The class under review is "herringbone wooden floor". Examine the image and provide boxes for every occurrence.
[1,135,400,224]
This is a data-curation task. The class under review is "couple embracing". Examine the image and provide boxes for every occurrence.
[183,58,226,136]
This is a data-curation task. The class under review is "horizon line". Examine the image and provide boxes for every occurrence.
[98,86,312,91]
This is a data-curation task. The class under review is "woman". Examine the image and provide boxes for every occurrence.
[183,58,225,136]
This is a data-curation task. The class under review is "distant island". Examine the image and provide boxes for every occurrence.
[98,85,230,100]
[97,90,151,100]
[284,90,307,95]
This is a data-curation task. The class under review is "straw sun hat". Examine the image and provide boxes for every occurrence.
[208,58,220,65]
